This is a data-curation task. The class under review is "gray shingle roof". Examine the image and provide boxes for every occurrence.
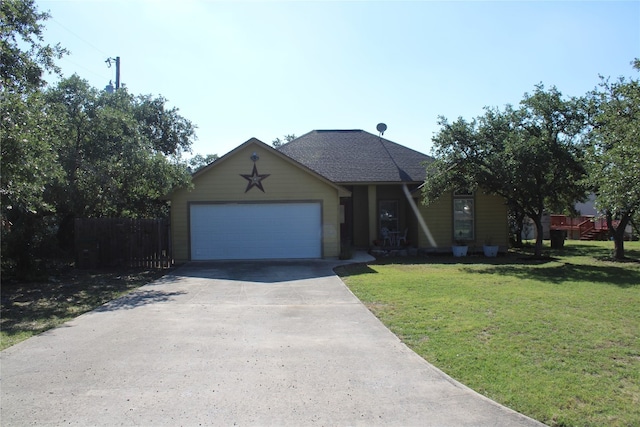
[277,130,433,183]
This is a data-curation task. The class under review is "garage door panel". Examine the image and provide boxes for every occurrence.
[190,203,321,260]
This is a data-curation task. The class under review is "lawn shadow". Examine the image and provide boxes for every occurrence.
[517,241,640,261]
[356,247,640,288]
[465,262,640,288]
[371,253,558,266]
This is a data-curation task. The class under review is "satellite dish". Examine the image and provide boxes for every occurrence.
[376,123,387,135]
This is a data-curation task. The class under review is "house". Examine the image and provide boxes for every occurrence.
[168,129,509,262]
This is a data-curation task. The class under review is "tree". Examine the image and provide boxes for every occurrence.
[585,60,640,259]
[44,75,195,225]
[188,154,218,173]
[1,89,66,274]
[134,94,195,156]
[272,133,296,148]
[1,0,67,275]
[1,0,67,93]
[1,2,199,276]
[423,85,587,257]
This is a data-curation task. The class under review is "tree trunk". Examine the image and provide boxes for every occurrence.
[514,212,525,248]
[613,234,625,260]
[533,214,544,258]
[608,212,631,260]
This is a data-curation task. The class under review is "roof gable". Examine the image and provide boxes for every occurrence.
[277,130,433,183]
[190,137,351,197]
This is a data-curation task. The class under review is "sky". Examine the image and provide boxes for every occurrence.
[38,0,640,159]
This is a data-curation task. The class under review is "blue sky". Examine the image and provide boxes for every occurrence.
[39,0,639,158]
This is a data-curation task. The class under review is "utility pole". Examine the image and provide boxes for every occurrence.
[105,56,121,90]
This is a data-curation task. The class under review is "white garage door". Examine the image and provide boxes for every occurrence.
[190,203,322,260]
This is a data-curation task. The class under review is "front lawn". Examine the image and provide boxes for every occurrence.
[336,241,640,427]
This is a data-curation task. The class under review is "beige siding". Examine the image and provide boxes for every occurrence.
[475,191,509,247]
[417,193,452,248]
[416,191,508,249]
[170,143,342,262]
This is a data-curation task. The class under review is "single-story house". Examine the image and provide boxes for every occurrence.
[169,129,508,261]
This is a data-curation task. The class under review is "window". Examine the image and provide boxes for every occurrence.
[379,200,398,232]
[453,194,474,242]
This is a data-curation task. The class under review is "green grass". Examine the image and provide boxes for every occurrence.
[336,241,640,427]
[1,268,168,350]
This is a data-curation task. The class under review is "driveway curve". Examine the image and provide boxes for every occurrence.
[1,255,545,426]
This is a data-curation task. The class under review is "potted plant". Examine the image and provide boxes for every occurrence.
[452,234,468,257]
[483,236,499,257]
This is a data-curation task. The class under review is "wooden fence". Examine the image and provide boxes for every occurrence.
[75,218,171,269]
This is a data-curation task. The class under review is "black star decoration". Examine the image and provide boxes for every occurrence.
[240,164,270,193]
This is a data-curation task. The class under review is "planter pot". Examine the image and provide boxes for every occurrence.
[452,245,468,257]
[483,245,499,257]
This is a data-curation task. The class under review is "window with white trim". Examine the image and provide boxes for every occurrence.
[453,192,474,242]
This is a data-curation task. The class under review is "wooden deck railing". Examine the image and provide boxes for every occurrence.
[551,215,617,240]
[578,219,595,237]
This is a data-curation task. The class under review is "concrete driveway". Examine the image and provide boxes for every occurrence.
[1,255,545,426]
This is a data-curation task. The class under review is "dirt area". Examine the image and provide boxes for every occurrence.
[1,267,170,350]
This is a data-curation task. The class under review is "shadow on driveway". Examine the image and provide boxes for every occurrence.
[169,259,344,283]
[95,289,187,312]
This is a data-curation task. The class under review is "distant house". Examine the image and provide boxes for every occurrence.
[168,130,509,261]
[545,194,634,241]
[542,195,598,240]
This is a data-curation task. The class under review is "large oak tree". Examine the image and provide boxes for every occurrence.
[1,1,199,275]
[44,75,196,247]
[586,60,640,259]
[423,85,587,257]
[1,0,67,274]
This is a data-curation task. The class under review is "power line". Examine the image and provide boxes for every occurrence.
[59,56,111,81]
[50,17,110,57]
[49,18,120,90]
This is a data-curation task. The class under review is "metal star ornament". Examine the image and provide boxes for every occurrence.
[240,163,270,193]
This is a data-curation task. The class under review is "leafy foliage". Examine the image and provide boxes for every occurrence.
[188,153,219,173]
[43,75,195,220]
[1,91,63,216]
[272,133,297,148]
[0,2,199,276]
[1,0,66,214]
[424,85,587,256]
[0,0,67,93]
[586,59,640,258]
[1,0,68,275]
